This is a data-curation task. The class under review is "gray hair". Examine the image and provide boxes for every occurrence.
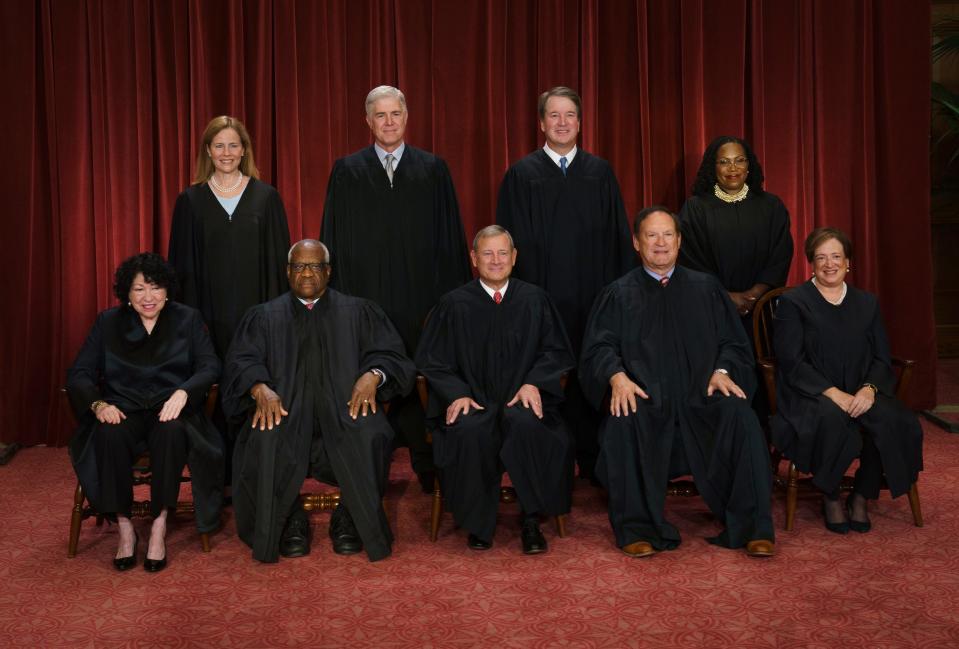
[288,239,331,264]
[472,225,514,251]
[365,86,407,116]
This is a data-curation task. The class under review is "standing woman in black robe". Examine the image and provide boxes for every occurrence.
[678,135,793,327]
[168,116,291,476]
[66,253,222,572]
[771,228,923,533]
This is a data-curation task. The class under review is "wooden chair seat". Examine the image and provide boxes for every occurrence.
[752,287,923,530]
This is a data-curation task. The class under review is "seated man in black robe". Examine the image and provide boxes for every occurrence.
[221,239,415,563]
[580,207,775,558]
[416,225,575,554]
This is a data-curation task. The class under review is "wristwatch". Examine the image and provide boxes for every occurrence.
[713,369,729,376]
[90,400,108,413]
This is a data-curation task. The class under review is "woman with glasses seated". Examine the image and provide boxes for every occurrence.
[771,228,923,533]
[66,253,223,572]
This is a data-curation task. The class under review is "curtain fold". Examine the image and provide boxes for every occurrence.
[0,0,934,446]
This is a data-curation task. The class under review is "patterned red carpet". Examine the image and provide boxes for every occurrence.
[1,420,958,647]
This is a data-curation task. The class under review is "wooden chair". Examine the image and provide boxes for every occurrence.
[752,287,923,531]
[418,376,569,542]
[66,386,219,558]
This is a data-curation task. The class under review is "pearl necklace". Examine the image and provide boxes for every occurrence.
[210,172,244,193]
[713,183,749,203]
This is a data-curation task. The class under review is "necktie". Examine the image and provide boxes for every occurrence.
[385,153,395,186]
[560,156,568,176]
[493,290,502,304]
[306,301,315,310]
[660,276,669,288]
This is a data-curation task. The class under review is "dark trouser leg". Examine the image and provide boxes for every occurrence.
[147,419,189,518]
[561,372,601,479]
[92,412,149,516]
[500,406,573,518]
[388,392,434,476]
[853,434,883,500]
[434,409,501,542]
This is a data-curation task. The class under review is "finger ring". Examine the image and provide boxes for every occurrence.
[363,399,369,403]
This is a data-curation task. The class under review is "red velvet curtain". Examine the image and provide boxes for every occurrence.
[0,0,934,446]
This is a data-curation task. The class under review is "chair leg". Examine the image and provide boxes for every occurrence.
[785,463,799,532]
[907,482,923,527]
[68,481,85,558]
[201,532,211,553]
[429,476,442,542]
[555,514,567,538]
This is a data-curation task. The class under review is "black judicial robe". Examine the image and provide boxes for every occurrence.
[65,302,223,533]
[770,281,923,497]
[678,192,793,295]
[320,145,471,354]
[495,149,634,354]
[579,267,774,549]
[415,279,575,540]
[169,178,291,359]
[221,290,416,563]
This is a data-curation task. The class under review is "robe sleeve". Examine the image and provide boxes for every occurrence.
[604,167,636,278]
[179,309,222,410]
[496,167,544,286]
[754,196,793,288]
[432,159,472,293]
[710,282,758,394]
[863,300,897,395]
[168,192,201,309]
[677,197,716,275]
[578,285,628,410]
[773,295,833,397]
[220,307,274,420]
[357,302,416,402]
[319,161,345,288]
[414,299,474,410]
[262,187,293,301]
[523,295,576,401]
[65,312,107,417]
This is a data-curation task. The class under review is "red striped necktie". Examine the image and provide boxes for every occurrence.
[660,276,669,287]
[493,291,502,304]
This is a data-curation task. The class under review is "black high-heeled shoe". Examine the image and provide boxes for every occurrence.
[113,532,138,571]
[846,495,872,533]
[822,499,849,535]
[143,534,167,573]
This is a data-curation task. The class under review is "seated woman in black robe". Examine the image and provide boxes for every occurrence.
[771,228,923,533]
[66,253,222,572]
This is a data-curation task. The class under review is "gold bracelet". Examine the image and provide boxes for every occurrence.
[90,400,108,413]
[862,383,878,395]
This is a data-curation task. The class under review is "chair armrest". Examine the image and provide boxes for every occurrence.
[891,357,916,402]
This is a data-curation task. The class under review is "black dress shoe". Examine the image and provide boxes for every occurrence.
[822,499,849,535]
[467,534,492,551]
[846,495,872,533]
[417,471,437,494]
[143,554,167,573]
[521,518,548,555]
[280,510,312,558]
[113,532,138,571]
[329,504,363,555]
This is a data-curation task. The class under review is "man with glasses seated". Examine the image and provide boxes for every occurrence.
[222,239,415,563]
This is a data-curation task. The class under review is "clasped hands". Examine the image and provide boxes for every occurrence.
[608,370,746,417]
[94,389,188,425]
[823,386,875,418]
[445,384,543,425]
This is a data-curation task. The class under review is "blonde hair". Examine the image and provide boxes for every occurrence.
[192,116,260,184]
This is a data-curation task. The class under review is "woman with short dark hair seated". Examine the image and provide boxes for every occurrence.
[66,252,222,571]
[771,228,923,533]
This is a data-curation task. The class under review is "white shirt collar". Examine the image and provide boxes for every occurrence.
[479,279,509,300]
[543,144,577,168]
[374,142,405,166]
[297,296,318,306]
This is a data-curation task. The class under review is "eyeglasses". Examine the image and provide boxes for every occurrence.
[716,156,748,168]
[289,262,330,273]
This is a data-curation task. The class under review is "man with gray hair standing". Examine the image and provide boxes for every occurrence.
[321,86,471,493]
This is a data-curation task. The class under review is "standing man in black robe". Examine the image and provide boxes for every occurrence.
[496,86,634,482]
[221,239,416,563]
[321,85,471,493]
[580,207,775,558]
[416,225,575,554]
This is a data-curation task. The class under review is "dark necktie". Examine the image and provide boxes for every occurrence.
[660,276,669,288]
[560,156,568,176]
[493,290,502,304]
